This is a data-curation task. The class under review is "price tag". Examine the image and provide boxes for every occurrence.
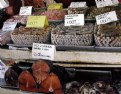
[0,0,9,8]
[26,16,48,28]
[95,0,113,8]
[2,22,17,31]
[32,43,56,60]
[65,14,84,26]
[96,11,118,25]
[0,66,8,79]
[19,6,32,15]
[70,2,87,8]
[48,3,63,10]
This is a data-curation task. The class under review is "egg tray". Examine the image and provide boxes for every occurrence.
[11,33,50,45]
[51,33,93,46]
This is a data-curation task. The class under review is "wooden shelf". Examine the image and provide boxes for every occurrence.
[1,48,121,65]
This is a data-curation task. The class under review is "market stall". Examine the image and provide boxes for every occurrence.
[1,0,121,94]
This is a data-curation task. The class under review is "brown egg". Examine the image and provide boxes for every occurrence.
[39,73,63,93]
[18,71,38,92]
[32,60,50,84]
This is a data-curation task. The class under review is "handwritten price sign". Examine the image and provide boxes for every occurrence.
[2,22,17,31]
[65,14,84,26]
[32,43,56,60]
[26,16,48,28]
[70,2,87,8]
[96,11,118,25]
[95,0,113,8]
[48,3,63,10]
[19,6,32,15]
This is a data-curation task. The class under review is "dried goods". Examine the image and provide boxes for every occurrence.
[22,0,33,6]
[41,10,67,21]
[64,81,116,94]
[0,30,11,45]
[64,81,80,94]
[5,9,46,24]
[87,5,121,19]
[33,0,45,8]
[11,26,51,45]
[43,0,56,6]
[51,23,94,46]
[94,22,121,47]
[6,15,28,24]
[68,7,88,15]
[79,82,96,94]
[93,81,116,94]
[114,81,121,94]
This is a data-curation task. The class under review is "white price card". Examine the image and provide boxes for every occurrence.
[19,6,32,15]
[0,66,8,79]
[2,22,17,31]
[70,2,87,8]
[96,11,118,25]
[95,0,113,8]
[32,43,56,60]
[65,14,84,26]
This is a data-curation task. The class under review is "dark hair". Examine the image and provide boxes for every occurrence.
[8,0,22,14]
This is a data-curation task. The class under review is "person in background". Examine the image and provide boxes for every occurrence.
[0,0,22,29]
[7,0,22,15]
